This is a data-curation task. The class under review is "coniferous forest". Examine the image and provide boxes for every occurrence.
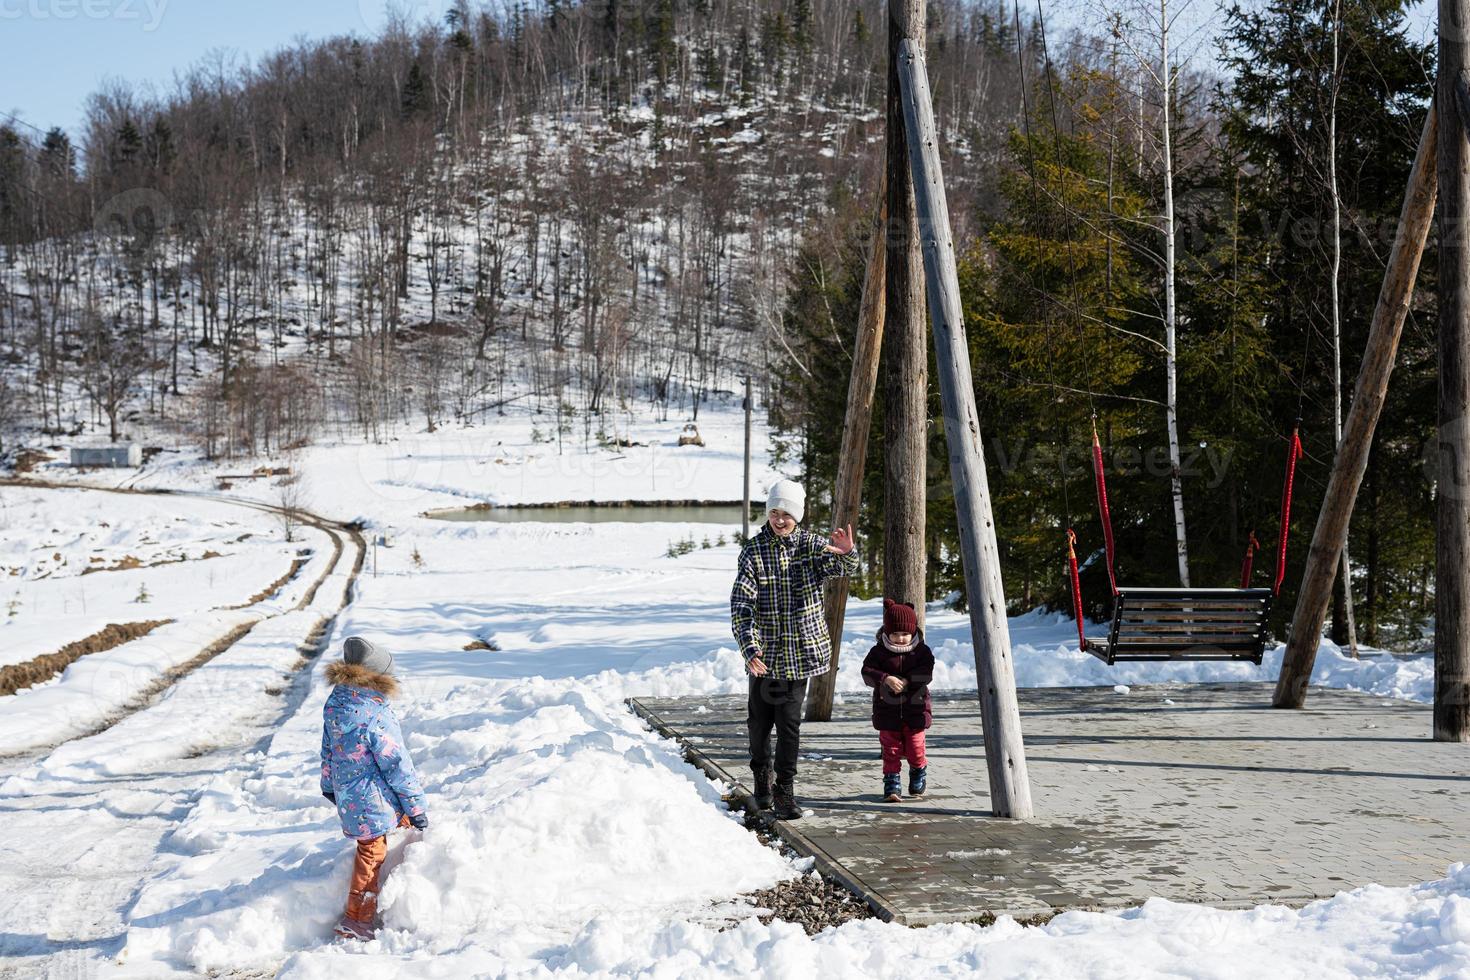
[0,0,1440,647]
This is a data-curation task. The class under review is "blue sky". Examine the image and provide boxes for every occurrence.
[0,0,459,140]
[0,0,1441,144]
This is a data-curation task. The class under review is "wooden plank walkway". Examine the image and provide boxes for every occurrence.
[629,684,1470,924]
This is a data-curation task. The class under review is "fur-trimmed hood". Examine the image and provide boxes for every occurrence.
[326,660,399,698]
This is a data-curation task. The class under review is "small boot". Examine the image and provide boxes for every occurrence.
[772,780,802,820]
[882,772,902,803]
[751,767,774,810]
[908,765,927,799]
[333,914,375,942]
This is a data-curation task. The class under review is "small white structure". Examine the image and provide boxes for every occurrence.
[71,445,142,468]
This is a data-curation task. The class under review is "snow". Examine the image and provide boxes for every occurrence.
[0,486,309,667]
[0,426,1462,978]
[36,399,782,524]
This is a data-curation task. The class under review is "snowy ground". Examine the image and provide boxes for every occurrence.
[30,396,779,520]
[2,422,1467,977]
[0,486,311,667]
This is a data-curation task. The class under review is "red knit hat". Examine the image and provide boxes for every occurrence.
[883,598,918,636]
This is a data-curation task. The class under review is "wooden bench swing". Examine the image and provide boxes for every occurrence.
[1066,422,1303,666]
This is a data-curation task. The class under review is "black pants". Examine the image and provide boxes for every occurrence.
[748,676,808,784]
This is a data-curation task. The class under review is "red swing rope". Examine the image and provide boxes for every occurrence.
[1066,529,1087,650]
[1067,420,1301,646]
[1273,425,1304,597]
[1238,531,1261,589]
[1090,420,1119,596]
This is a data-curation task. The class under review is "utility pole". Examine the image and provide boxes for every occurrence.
[897,40,1033,819]
[1273,104,1439,708]
[884,0,928,627]
[1436,2,1470,740]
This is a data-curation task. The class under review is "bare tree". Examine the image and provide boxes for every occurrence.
[1104,0,1216,586]
[76,306,148,443]
[276,470,306,543]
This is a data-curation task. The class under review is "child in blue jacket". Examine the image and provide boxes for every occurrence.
[320,636,427,941]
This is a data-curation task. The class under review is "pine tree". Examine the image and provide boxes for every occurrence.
[40,128,73,179]
[736,26,755,102]
[110,119,143,178]
[1219,0,1434,642]
[648,0,676,84]
[401,62,428,118]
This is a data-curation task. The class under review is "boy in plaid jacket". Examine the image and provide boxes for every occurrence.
[731,479,858,820]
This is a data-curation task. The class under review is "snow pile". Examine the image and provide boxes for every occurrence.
[263,863,1470,977]
[115,669,790,976]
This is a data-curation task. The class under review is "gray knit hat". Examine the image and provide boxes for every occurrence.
[342,636,393,674]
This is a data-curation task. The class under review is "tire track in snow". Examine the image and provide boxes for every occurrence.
[0,482,363,978]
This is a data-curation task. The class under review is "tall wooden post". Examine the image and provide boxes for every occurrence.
[742,375,752,541]
[1273,103,1439,708]
[807,195,888,722]
[897,41,1034,819]
[884,0,928,627]
[1437,8,1470,741]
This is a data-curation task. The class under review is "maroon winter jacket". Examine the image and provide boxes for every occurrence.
[860,631,935,732]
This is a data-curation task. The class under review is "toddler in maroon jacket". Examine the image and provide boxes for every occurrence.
[861,598,935,802]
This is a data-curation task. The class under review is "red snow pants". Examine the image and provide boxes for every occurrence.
[879,726,927,775]
[345,815,410,922]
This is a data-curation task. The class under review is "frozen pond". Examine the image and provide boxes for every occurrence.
[425,503,752,525]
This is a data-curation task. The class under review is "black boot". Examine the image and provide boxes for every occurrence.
[909,765,927,798]
[751,767,774,810]
[772,780,802,820]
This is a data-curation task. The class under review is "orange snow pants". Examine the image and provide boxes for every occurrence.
[345,815,410,922]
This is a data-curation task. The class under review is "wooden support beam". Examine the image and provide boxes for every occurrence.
[1273,102,1439,708]
[1438,9,1470,741]
[742,375,752,543]
[896,40,1034,819]
[884,0,928,629]
[807,194,887,723]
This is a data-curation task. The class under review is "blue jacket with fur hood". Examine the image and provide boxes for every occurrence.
[319,661,426,839]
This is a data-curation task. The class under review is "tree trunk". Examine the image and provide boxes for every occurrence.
[1160,0,1190,587]
[1274,102,1439,708]
[883,0,928,622]
[1436,16,1470,741]
[1327,0,1360,658]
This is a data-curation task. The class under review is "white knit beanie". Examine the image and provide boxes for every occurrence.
[766,479,806,523]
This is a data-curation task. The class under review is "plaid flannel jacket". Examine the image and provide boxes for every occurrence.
[730,525,861,680]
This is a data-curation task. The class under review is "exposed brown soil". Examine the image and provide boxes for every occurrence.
[80,555,143,575]
[0,620,173,696]
[12,450,53,474]
[80,551,227,576]
[463,638,500,651]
